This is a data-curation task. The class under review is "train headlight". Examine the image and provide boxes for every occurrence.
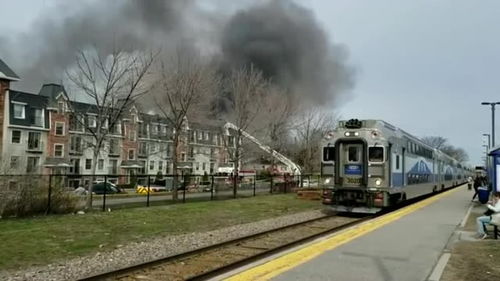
[375,179,382,186]
[324,178,331,184]
[354,132,359,136]
[371,131,379,138]
[344,132,351,137]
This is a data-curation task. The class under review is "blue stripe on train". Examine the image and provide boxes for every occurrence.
[391,173,440,188]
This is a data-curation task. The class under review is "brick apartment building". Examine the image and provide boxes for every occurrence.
[0,58,234,186]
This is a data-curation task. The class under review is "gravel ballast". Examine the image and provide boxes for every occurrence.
[0,210,325,281]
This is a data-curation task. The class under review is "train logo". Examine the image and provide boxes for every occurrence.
[345,165,362,175]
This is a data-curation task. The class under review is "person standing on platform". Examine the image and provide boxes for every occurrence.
[476,192,500,239]
[472,176,484,201]
[467,176,473,190]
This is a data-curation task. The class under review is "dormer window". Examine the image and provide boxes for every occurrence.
[34,109,44,127]
[13,103,25,119]
[58,102,65,113]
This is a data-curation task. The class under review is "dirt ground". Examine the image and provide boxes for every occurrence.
[441,203,500,281]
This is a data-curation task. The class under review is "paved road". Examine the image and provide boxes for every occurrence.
[91,186,276,207]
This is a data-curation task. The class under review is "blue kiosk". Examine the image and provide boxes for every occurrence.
[488,147,500,193]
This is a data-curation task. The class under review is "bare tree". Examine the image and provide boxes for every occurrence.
[152,53,220,201]
[421,136,447,150]
[66,47,155,209]
[421,136,469,162]
[251,86,296,169]
[292,109,337,173]
[221,66,269,197]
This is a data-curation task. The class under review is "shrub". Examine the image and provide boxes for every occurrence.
[0,176,84,218]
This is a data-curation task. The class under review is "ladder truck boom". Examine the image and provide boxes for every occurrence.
[223,122,301,176]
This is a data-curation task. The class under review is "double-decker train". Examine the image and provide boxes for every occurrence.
[321,119,473,213]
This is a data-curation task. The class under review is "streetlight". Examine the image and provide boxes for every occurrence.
[483,133,491,149]
[481,102,500,147]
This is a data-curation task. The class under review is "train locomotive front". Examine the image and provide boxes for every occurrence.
[321,119,392,213]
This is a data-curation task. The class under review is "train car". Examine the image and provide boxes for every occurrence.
[321,119,472,213]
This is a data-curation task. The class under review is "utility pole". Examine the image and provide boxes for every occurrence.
[481,102,500,147]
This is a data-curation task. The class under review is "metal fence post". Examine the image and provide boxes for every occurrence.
[270,175,273,194]
[147,175,151,207]
[253,174,256,196]
[182,175,186,203]
[47,174,52,215]
[284,175,287,194]
[210,175,214,201]
[102,175,107,212]
[318,174,321,188]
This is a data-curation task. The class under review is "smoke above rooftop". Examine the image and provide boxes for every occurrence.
[1,0,354,106]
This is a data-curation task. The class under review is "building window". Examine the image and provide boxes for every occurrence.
[85,159,92,170]
[69,114,83,131]
[109,138,119,155]
[54,144,64,157]
[70,135,82,153]
[70,159,80,174]
[98,159,104,170]
[181,152,186,161]
[10,156,19,169]
[34,109,44,127]
[150,160,155,171]
[166,162,171,174]
[139,142,147,156]
[129,130,136,141]
[11,130,21,143]
[196,162,200,171]
[128,149,135,160]
[88,115,97,128]
[27,157,39,173]
[159,161,163,171]
[27,156,39,173]
[27,132,41,150]
[55,122,65,136]
[150,143,157,153]
[109,159,118,174]
[205,132,209,141]
[58,102,65,113]
[198,131,202,140]
[13,103,25,119]
[140,161,146,174]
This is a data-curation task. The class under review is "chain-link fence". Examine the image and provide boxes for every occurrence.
[0,173,330,216]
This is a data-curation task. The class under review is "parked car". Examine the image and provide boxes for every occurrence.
[91,181,121,194]
[199,181,212,192]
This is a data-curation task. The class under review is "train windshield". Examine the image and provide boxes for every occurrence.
[369,147,384,162]
[323,147,335,161]
[348,146,360,162]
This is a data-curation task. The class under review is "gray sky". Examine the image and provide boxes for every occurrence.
[1,0,499,166]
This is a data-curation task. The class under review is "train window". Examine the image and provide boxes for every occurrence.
[396,155,400,169]
[369,147,384,162]
[323,147,335,161]
[348,146,359,162]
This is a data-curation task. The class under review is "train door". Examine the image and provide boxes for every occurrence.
[340,142,364,187]
[402,148,406,186]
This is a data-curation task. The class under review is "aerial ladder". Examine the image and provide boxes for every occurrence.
[223,122,302,176]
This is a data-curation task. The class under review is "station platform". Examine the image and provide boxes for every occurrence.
[224,184,472,281]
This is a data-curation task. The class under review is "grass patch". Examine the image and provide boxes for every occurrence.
[0,194,320,270]
[441,241,500,281]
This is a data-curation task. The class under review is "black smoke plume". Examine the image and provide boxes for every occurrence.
[220,0,354,105]
[1,0,354,106]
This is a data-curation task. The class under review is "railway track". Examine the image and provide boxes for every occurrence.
[79,215,368,281]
